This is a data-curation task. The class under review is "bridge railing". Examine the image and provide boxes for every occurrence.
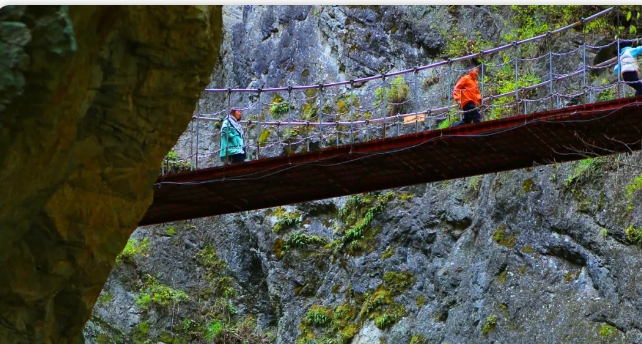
[160,7,642,176]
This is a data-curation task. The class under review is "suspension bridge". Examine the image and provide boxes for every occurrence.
[140,7,642,226]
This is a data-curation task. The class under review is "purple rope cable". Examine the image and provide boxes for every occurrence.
[196,56,615,128]
[204,7,613,94]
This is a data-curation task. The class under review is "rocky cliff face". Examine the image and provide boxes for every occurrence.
[86,5,642,344]
[0,5,222,343]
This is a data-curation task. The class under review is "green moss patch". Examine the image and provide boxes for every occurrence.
[493,224,519,248]
[383,271,416,295]
[600,323,616,337]
[381,248,395,260]
[520,245,534,254]
[481,315,497,335]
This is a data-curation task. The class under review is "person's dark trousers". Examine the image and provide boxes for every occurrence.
[622,71,642,96]
[451,102,481,127]
[221,153,246,164]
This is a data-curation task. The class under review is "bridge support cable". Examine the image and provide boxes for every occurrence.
[581,17,588,105]
[348,80,354,144]
[616,6,622,99]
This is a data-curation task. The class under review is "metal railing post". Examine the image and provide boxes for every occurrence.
[318,84,324,148]
[413,67,419,133]
[491,96,495,120]
[287,86,292,155]
[245,119,250,161]
[257,88,262,159]
[480,53,485,121]
[548,32,554,110]
[305,121,310,152]
[615,5,622,98]
[349,80,355,144]
[195,111,201,169]
[447,60,453,124]
[224,88,231,165]
[190,104,195,171]
[581,18,587,104]
[381,74,387,139]
[514,41,519,115]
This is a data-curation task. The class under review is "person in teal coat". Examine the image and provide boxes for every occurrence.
[613,42,642,96]
[220,108,246,164]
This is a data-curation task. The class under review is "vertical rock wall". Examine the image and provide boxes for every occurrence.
[86,5,642,344]
[0,5,222,343]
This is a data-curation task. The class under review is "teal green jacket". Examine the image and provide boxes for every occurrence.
[220,117,245,158]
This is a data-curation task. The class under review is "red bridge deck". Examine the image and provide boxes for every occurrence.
[140,97,642,226]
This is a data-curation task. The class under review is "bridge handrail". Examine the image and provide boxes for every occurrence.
[193,57,618,127]
[203,7,614,93]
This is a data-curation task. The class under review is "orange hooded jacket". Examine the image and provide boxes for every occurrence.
[453,68,481,109]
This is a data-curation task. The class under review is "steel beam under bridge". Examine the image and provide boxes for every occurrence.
[140,97,642,226]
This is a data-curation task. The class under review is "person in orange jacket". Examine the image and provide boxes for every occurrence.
[451,67,482,127]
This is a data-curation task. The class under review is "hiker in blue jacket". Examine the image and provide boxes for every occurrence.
[614,42,642,96]
[220,108,246,164]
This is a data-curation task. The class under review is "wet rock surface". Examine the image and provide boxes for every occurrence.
[86,5,642,344]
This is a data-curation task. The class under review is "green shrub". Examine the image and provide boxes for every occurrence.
[305,305,332,326]
[333,192,393,255]
[205,320,224,340]
[270,93,291,118]
[135,275,189,310]
[97,291,112,304]
[442,29,491,58]
[162,150,192,174]
[564,157,605,189]
[194,244,236,298]
[285,232,328,250]
[138,321,149,335]
[597,78,615,101]
[116,237,149,264]
[486,63,540,119]
[273,211,302,233]
[374,76,410,116]
[437,111,459,129]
